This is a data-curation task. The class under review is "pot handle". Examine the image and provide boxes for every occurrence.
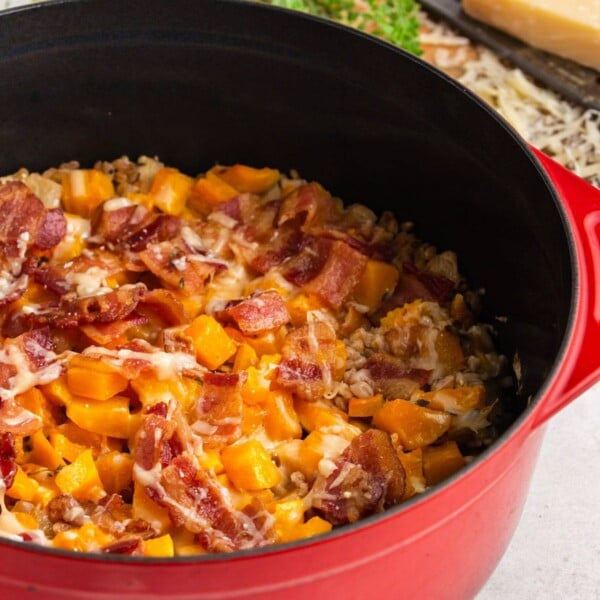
[531,148,600,427]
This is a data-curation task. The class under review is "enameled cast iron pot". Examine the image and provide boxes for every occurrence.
[0,1,599,597]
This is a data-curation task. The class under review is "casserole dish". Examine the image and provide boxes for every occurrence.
[0,0,599,597]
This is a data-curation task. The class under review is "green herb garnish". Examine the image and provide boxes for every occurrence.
[261,0,422,56]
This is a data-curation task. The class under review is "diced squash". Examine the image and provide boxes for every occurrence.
[233,343,258,372]
[133,483,171,535]
[15,387,57,427]
[185,315,237,369]
[52,213,92,261]
[126,191,154,210]
[66,396,132,439]
[240,403,265,436]
[49,431,87,463]
[411,385,486,414]
[188,171,238,211]
[216,164,280,194]
[296,431,350,482]
[131,374,202,416]
[55,449,105,502]
[240,366,272,406]
[372,399,452,450]
[243,330,283,356]
[149,167,193,216]
[286,293,325,327]
[13,511,38,530]
[6,466,40,502]
[339,305,371,337]
[348,394,384,418]
[53,522,113,552]
[422,441,465,486]
[263,391,302,441]
[273,499,305,543]
[353,260,400,312]
[61,169,115,217]
[435,330,465,373]
[221,440,281,490]
[40,375,73,406]
[66,366,128,401]
[396,448,426,500]
[95,451,134,495]
[197,450,224,474]
[142,534,175,557]
[294,516,332,540]
[294,399,348,432]
[29,431,65,470]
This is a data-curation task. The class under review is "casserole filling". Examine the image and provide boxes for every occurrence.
[0,157,512,555]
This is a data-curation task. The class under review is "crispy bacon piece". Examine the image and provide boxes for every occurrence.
[81,313,148,347]
[0,181,65,248]
[366,353,431,399]
[378,263,455,317]
[278,182,339,230]
[102,538,142,555]
[248,222,303,274]
[275,321,338,401]
[161,455,272,552]
[27,284,146,329]
[0,432,17,490]
[0,182,66,305]
[194,373,244,447]
[138,239,223,295]
[283,238,368,309]
[218,291,290,335]
[133,406,271,552]
[138,289,188,327]
[310,429,405,525]
[123,214,182,252]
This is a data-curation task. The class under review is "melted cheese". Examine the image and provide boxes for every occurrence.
[463,0,600,71]
[65,266,112,297]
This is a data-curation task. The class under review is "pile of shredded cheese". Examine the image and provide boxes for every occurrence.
[419,12,600,189]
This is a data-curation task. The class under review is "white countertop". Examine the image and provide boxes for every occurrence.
[477,383,600,599]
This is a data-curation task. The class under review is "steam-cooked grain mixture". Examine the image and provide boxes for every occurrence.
[0,157,510,555]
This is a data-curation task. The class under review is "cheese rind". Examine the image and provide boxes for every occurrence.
[462,0,600,72]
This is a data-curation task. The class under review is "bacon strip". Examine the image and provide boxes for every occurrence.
[27,284,146,329]
[218,291,290,335]
[81,313,148,347]
[278,182,338,230]
[310,429,405,525]
[194,373,243,447]
[275,321,338,401]
[366,353,431,399]
[0,432,17,490]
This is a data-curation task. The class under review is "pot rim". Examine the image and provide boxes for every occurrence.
[0,0,580,564]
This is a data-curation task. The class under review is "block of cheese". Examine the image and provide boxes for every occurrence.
[462,0,600,72]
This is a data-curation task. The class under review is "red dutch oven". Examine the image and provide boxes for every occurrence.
[0,1,599,598]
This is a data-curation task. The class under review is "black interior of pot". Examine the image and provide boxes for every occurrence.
[0,0,572,414]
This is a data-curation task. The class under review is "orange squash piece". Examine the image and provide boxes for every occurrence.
[185,314,237,370]
[61,169,115,217]
[372,399,452,450]
[221,440,281,490]
[422,441,465,486]
[215,164,279,194]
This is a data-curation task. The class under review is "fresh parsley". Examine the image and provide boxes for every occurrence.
[261,0,422,56]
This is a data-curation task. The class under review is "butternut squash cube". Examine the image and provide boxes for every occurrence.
[233,343,258,372]
[6,466,40,502]
[353,260,400,312]
[411,385,485,414]
[185,314,237,369]
[149,167,193,216]
[29,430,65,471]
[66,396,132,439]
[133,483,172,535]
[66,366,128,401]
[62,169,115,217]
[396,448,426,500]
[53,522,113,552]
[221,440,281,490]
[294,399,348,432]
[188,171,238,211]
[55,449,105,502]
[422,441,465,486]
[142,534,175,557]
[273,499,305,543]
[95,451,134,495]
[263,391,302,441]
[49,431,87,463]
[13,511,38,531]
[372,399,452,450]
[348,394,384,418]
[216,164,280,194]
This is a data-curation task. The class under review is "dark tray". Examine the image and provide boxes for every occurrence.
[420,0,600,111]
